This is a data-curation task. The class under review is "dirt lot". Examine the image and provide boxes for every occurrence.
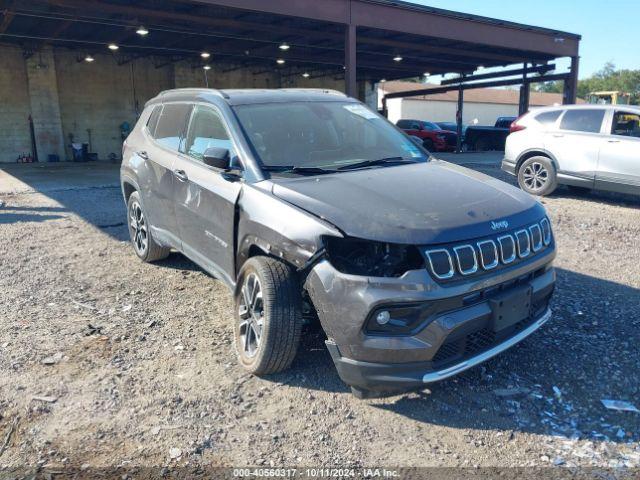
[1,160,639,476]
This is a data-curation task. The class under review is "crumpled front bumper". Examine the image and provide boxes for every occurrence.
[304,250,555,394]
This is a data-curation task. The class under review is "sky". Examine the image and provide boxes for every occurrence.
[409,0,640,79]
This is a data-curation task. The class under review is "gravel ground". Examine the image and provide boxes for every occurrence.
[0,161,639,477]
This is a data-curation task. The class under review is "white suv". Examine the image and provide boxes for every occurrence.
[503,104,640,196]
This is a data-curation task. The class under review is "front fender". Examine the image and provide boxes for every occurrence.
[236,183,343,275]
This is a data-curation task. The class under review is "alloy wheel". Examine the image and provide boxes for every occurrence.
[129,201,148,256]
[238,273,264,358]
[522,162,549,191]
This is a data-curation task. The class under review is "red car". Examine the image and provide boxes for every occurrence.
[396,119,457,152]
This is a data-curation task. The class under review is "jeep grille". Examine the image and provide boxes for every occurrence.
[424,218,552,281]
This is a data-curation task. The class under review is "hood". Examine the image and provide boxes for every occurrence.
[270,160,546,245]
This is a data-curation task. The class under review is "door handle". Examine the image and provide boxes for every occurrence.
[552,134,564,138]
[608,139,621,143]
[137,150,149,160]
[174,169,188,182]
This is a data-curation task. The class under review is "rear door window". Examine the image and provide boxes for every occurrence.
[153,103,192,151]
[535,110,562,127]
[559,109,605,133]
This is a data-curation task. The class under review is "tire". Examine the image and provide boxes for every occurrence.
[475,138,491,151]
[517,156,558,196]
[422,139,435,151]
[234,256,303,375]
[127,191,170,262]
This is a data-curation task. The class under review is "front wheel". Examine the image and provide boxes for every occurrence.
[517,156,558,196]
[422,139,435,151]
[234,257,303,375]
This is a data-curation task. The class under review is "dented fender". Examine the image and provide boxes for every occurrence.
[236,182,343,274]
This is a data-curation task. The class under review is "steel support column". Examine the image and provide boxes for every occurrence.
[563,56,579,104]
[519,63,530,115]
[456,76,464,153]
[345,24,357,98]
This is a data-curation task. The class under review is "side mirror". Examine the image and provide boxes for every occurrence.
[203,147,230,169]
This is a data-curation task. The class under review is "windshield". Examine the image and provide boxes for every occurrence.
[232,101,429,172]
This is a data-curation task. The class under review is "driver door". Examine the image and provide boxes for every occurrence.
[596,109,640,194]
[173,104,242,285]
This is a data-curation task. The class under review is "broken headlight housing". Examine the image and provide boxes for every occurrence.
[324,237,424,277]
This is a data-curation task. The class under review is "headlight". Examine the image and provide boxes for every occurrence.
[324,237,424,277]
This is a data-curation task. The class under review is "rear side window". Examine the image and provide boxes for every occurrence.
[559,109,605,133]
[146,105,162,136]
[153,103,192,151]
[535,110,562,127]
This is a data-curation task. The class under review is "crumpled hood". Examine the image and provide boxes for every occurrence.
[270,160,546,245]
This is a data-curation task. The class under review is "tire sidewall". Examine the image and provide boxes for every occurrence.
[518,156,557,196]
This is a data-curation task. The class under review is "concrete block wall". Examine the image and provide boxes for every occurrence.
[56,52,173,161]
[0,44,375,162]
[25,46,66,162]
[0,45,31,163]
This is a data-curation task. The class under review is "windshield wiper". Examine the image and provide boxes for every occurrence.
[336,157,418,171]
[262,165,338,175]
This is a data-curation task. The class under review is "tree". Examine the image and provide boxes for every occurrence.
[533,63,640,104]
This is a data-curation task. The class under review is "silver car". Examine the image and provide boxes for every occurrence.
[503,104,640,196]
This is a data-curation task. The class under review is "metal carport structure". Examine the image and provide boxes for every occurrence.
[1,0,580,100]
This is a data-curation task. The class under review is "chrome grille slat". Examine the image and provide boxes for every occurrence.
[515,229,531,258]
[529,224,543,252]
[425,248,455,280]
[497,234,517,264]
[477,239,499,270]
[453,245,478,276]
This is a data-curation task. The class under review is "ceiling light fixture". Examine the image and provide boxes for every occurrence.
[423,71,430,76]
[302,72,310,78]
[393,55,403,62]
[136,26,149,36]
[84,54,95,62]
[108,43,119,51]
[279,43,290,51]
[203,65,211,70]
[276,58,285,65]
[201,52,210,59]
[380,78,387,83]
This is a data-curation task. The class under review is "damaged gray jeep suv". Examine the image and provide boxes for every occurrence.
[121,88,556,397]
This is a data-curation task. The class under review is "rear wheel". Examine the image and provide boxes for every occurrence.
[422,139,435,151]
[127,191,170,262]
[517,156,558,196]
[234,257,303,375]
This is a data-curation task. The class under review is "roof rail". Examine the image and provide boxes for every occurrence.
[157,88,229,99]
[277,88,347,97]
